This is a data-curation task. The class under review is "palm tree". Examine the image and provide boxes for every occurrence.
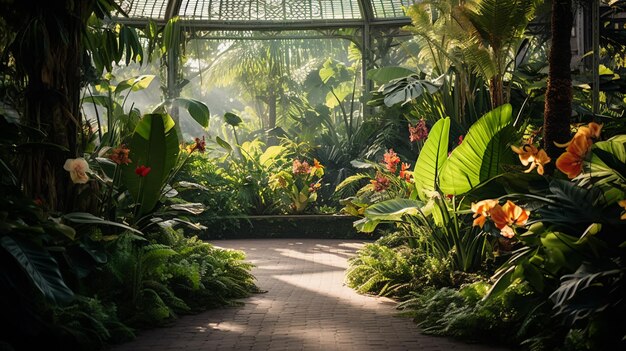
[461,0,539,107]
[542,0,574,165]
[204,39,334,132]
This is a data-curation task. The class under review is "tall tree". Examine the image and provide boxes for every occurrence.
[1,0,134,212]
[543,0,574,166]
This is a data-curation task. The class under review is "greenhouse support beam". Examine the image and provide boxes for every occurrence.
[113,17,411,31]
[592,0,600,115]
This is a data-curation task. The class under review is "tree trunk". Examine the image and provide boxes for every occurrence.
[18,1,94,212]
[267,90,278,145]
[489,75,504,108]
[543,0,574,171]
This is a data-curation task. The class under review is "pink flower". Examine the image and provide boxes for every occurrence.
[63,158,90,184]
[135,165,151,177]
[409,120,429,142]
[292,159,311,175]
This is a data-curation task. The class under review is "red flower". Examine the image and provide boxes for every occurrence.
[383,149,401,173]
[409,120,429,142]
[135,165,151,177]
[371,172,390,192]
[191,136,206,153]
[458,135,464,145]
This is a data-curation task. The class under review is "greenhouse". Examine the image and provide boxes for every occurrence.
[1,0,625,350]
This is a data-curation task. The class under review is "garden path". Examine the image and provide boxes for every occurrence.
[112,239,508,351]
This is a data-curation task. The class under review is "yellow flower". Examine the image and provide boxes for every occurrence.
[63,158,90,184]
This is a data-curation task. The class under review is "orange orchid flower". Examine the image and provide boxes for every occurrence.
[555,122,603,148]
[471,199,529,238]
[471,199,499,228]
[556,133,593,179]
[511,143,551,175]
[399,162,412,182]
[619,199,626,220]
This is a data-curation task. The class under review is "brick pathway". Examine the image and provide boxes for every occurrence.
[112,239,507,351]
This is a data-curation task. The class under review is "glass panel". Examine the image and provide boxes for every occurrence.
[118,0,169,19]
[370,0,412,19]
[178,0,362,21]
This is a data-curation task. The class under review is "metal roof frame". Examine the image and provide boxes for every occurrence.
[114,0,412,30]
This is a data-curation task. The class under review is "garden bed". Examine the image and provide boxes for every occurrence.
[204,214,383,240]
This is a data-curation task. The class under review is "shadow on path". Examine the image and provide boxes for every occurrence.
[112,239,508,351]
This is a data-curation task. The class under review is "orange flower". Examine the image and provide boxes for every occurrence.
[555,122,603,148]
[399,162,412,182]
[471,199,499,228]
[556,133,593,179]
[310,158,324,176]
[109,144,132,165]
[471,199,529,238]
[383,149,401,173]
[511,143,551,175]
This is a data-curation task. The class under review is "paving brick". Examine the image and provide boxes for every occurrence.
[111,239,509,351]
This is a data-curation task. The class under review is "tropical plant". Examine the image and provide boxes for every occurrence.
[269,158,325,213]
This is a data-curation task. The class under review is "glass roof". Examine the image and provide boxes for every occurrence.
[117,0,412,25]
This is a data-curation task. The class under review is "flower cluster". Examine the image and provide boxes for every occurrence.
[64,158,90,184]
[555,122,602,179]
[370,172,391,192]
[383,149,401,173]
[409,120,429,142]
[471,199,530,238]
[292,159,311,175]
[511,141,551,175]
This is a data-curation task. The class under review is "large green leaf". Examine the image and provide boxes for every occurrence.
[224,112,243,127]
[259,145,286,167]
[1,236,74,304]
[579,135,626,204]
[171,98,210,128]
[380,74,445,106]
[367,66,417,84]
[439,104,514,195]
[413,117,450,200]
[121,113,179,215]
[364,198,424,221]
[114,75,155,94]
[63,212,143,235]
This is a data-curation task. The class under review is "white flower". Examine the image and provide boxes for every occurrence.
[63,158,90,184]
